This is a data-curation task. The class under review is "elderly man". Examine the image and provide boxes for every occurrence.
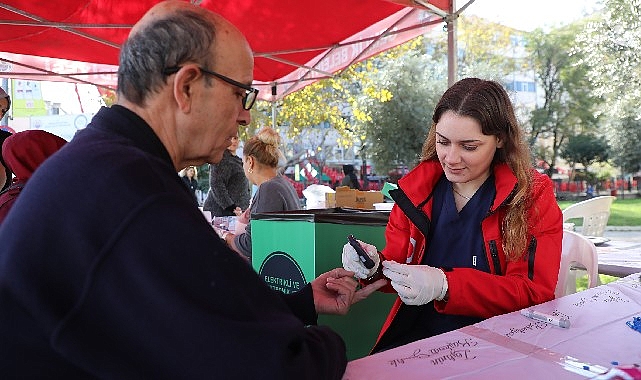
[0,2,384,378]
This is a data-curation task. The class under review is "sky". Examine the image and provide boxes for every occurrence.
[41,82,103,115]
[463,0,604,31]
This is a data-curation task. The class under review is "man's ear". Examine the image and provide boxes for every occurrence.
[173,66,201,113]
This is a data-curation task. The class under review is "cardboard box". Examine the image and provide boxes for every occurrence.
[325,186,383,209]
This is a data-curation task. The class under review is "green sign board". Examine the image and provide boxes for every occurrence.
[11,79,47,117]
[251,209,396,360]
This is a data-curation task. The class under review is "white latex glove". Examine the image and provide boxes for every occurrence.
[341,239,380,279]
[382,261,448,305]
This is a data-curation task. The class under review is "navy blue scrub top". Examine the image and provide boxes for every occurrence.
[372,174,498,353]
[422,174,495,272]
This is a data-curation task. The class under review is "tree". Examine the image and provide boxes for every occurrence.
[610,114,641,174]
[560,133,609,181]
[247,14,567,177]
[349,15,524,175]
[526,23,602,176]
[352,51,446,174]
[246,44,408,176]
[576,0,641,115]
[456,15,521,78]
[576,0,641,176]
[241,33,435,181]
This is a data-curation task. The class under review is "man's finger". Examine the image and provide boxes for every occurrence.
[326,277,358,298]
[329,267,356,279]
[353,278,387,304]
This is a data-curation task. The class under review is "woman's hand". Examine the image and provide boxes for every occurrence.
[237,208,250,224]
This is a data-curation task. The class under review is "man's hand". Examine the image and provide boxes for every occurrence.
[312,268,387,315]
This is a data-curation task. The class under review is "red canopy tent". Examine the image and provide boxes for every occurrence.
[0,0,463,101]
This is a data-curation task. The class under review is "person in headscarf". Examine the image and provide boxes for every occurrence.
[0,130,66,224]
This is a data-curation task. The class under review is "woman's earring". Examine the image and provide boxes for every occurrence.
[248,168,253,174]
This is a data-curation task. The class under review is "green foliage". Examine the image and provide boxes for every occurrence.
[348,15,521,174]
[526,23,603,175]
[560,133,609,172]
[456,15,522,78]
[609,112,641,174]
[246,14,526,176]
[576,0,641,175]
[352,51,446,174]
[576,0,641,114]
[245,11,637,182]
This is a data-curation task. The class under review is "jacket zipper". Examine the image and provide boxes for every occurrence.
[483,184,518,275]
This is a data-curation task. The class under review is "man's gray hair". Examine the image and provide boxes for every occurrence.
[117,9,216,105]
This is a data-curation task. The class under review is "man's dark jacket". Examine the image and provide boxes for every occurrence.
[0,105,346,379]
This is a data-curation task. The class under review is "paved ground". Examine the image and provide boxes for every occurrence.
[603,227,641,242]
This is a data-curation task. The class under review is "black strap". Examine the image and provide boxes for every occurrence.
[389,188,431,235]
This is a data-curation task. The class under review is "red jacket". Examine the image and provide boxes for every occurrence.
[376,160,562,344]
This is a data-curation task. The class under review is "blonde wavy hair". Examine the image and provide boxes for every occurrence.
[421,78,534,261]
[242,126,285,169]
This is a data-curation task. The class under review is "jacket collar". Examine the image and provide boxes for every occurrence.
[398,160,517,212]
[89,105,174,168]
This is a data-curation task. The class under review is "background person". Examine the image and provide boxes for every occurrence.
[0,130,66,224]
[0,129,11,191]
[0,2,384,378]
[221,126,300,260]
[203,134,250,216]
[0,87,10,123]
[179,165,199,203]
[0,88,12,192]
[341,164,361,190]
[342,77,563,353]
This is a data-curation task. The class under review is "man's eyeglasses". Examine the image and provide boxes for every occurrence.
[163,66,259,110]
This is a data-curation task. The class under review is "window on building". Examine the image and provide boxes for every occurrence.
[507,80,536,93]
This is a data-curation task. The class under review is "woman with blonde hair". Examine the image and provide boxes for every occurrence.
[179,166,199,203]
[220,127,300,260]
[342,78,563,353]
